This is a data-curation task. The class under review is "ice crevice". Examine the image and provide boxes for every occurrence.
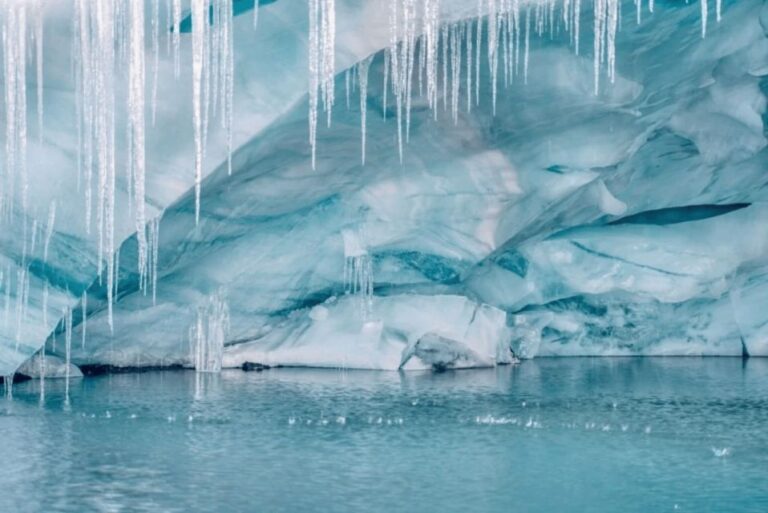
[0,0,766,374]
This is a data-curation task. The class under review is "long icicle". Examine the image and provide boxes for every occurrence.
[129,0,148,285]
[192,0,207,223]
[358,56,373,166]
[36,4,44,143]
[308,0,320,168]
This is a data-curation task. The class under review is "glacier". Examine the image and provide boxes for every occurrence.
[1,0,767,377]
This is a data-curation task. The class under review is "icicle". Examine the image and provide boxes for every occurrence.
[4,374,12,400]
[190,290,229,372]
[151,0,160,125]
[2,2,29,215]
[14,268,26,349]
[308,0,336,168]
[382,48,390,120]
[166,0,172,54]
[223,0,234,175]
[30,219,39,257]
[81,292,87,349]
[172,0,181,77]
[39,349,45,402]
[441,24,448,113]
[502,4,512,88]
[42,282,48,327]
[593,0,604,94]
[513,0,521,77]
[345,69,351,109]
[648,0,654,13]
[40,205,55,266]
[114,245,121,299]
[450,23,461,124]
[358,56,373,166]
[591,0,618,92]
[64,306,72,403]
[524,8,530,85]
[700,0,708,38]
[21,266,30,324]
[423,0,440,112]
[342,228,373,320]
[574,0,581,55]
[403,0,417,143]
[93,0,117,332]
[151,216,160,304]
[253,0,260,29]
[129,0,148,284]
[715,0,721,23]
[475,2,482,105]
[487,0,499,115]
[308,0,319,168]
[388,2,403,162]
[466,19,473,113]
[17,4,28,214]
[321,0,335,128]
[606,0,618,84]
[2,265,10,328]
[192,0,206,223]
[36,4,44,142]
[74,0,93,233]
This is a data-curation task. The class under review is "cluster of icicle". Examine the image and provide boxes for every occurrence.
[0,202,56,349]
[308,0,723,167]
[23,304,77,404]
[189,289,230,372]
[342,227,374,320]
[72,0,229,330]
[190,0,235,224]
[344,252,374,320]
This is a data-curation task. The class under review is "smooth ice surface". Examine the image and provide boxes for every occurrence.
[1,359,768,513]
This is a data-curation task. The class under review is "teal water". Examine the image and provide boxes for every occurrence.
[1,358,767,513]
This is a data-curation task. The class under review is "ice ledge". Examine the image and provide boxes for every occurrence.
[223,294,511,371]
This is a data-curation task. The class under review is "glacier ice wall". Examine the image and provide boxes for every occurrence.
[2,0,768,374]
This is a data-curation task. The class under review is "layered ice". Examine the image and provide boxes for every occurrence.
[1,0,767,374]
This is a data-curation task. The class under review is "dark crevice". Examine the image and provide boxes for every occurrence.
[79,364,187,376]
[0,374,32,385]
[741,337,750,359]
[609,203,750,226]
[571,241,691,277]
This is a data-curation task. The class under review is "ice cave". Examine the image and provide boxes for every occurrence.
[1,1,767,512]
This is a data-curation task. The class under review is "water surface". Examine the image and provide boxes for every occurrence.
[2,358,767,512]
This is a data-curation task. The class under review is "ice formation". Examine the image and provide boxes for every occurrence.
[190,289,229,372]
[0,0,766,376]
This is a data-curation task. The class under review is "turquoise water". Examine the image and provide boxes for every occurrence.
[1,358,767,513]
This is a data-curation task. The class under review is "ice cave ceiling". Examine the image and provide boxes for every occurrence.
[0,0,767,376]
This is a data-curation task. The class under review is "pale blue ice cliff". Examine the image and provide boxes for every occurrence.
[1,0,767,375]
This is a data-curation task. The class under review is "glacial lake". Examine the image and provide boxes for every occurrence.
[1,357,767,513]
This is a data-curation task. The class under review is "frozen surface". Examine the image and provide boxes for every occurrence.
[17,354,82,380]
[1,0,767,372]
